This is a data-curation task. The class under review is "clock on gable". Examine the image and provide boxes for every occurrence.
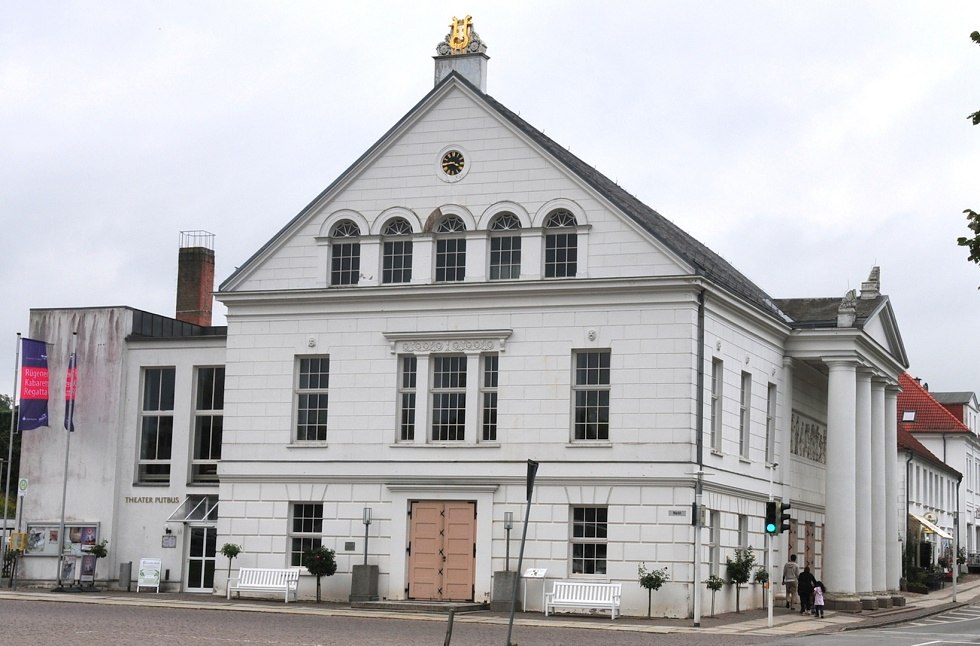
[441,150,465,175]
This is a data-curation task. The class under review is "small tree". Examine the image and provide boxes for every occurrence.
[705,574,724,617]
[220,543,242,583]
[753,566,770,610]
[637,563,669,618]
[725,547,757,613]
[303,545,337,602]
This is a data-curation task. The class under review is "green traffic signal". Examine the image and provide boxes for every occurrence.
[764,501,778,534]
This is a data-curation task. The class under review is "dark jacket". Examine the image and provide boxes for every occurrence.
[798,570,817,595]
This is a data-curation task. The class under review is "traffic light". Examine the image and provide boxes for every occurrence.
[779,502,792,534]
[764,501,778,534]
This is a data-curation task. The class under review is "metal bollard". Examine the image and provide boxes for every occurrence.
[119,561,133,592]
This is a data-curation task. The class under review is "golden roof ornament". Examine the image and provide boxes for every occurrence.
[436,16,487,55]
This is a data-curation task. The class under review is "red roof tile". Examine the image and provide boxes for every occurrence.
[898,372,971,435]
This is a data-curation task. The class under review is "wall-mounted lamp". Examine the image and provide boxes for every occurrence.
[165,527,172,535]
[504,511,514,571]
[362,507,372,565]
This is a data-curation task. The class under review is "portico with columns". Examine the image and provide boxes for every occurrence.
[776,268,908,611]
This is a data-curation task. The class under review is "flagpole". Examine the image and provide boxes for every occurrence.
[2,333,22,567]
[55,331,77,589]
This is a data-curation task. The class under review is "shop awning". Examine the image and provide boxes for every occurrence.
[909,513,953,540]
[167,495,219,523]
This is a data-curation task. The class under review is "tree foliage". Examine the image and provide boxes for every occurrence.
[963,32,980,276]
[725,547,757,613]
[303,545,337,602]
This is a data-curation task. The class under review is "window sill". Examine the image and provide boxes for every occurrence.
[566,442,612,448]
[389,442,501,448]
[710,449,723,457]
[288,442,329,448]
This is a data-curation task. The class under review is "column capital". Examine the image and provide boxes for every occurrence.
[823,357,858,370]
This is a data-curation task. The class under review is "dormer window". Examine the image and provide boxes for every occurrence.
[544,209,577,278]
[434,215,466,283]
[330,220,361,286]
[489,212,522,280]
[382,218,414,284]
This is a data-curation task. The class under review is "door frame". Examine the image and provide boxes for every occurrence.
[184,523,218,593]
[386,484,497,602]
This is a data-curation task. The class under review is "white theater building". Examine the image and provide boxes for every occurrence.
[16,22,909,616]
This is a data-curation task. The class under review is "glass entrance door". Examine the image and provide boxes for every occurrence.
[185,525,216,592]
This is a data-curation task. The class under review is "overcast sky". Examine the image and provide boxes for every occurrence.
[3,1,979,399]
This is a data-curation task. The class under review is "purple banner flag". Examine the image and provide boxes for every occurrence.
[65,351,77,432]
[19,337,49,430]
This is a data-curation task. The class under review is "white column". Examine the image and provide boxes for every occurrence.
[825,360,857,595]
[884,385,901,591]
[855,370,873,595]
[871,379,887,593]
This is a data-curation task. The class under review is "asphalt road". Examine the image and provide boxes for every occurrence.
[1,598,778,646]
[768,602,980,645]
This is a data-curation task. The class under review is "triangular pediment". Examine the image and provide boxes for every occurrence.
[219,73,778,321]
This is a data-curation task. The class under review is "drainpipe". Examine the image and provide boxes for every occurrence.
[692,289,706,628]
[954,475,962,602]
[905,451,913,573]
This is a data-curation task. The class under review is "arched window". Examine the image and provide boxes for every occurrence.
[330,220,360,286]
[488,212,522,280]
[382,218,413,284]
[544,209,577,278]
[434,215,466,283]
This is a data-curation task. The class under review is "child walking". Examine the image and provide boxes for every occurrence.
[812,580,826,618]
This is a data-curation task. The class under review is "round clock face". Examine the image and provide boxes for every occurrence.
[441,150,465,176]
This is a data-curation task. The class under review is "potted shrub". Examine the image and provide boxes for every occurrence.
[220,543,242,585]
[637,563,669,618]
[303,546,337,602]
[753,566,770,609]
[725,547,756,613]
[705,574,724,617]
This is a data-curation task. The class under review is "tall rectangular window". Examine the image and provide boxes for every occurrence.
[710,359,723,452]
[398,356,417,441]
[289,503,323,567]
[481,353,498,441]
[431,355,467,441]
[382,239,413,284]
[489,235,521,280]
[738,513,749,548]
[765,383,777,464]
[573,350,611,441]
[544,209,578,278]
[191,367,225,484]
[138,367,175,484]
[296,357,329,442]
[571,506,607,575]
[435,238,466,283]
[739,371,752,459]
[331,240,361,285]
[709,510,721,576]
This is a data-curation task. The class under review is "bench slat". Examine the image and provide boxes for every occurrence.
[545,581,622,620]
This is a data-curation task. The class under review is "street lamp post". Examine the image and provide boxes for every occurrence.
[504,511,514,571]
[362,507,372,565]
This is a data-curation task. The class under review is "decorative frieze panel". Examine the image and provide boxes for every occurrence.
[791,410,827,464]
[384,329,512,355]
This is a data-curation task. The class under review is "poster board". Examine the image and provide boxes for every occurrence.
[24,523,99,557]
[137,557,162,593]
[80,555,97,585]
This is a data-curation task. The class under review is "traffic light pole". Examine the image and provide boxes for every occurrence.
[767,462,776,629]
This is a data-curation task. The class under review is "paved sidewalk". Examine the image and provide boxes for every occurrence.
[1,576,978,638]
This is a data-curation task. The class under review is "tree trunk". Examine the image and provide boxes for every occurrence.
[710,589,716,617]
[316,575,322,602]
[647,588,652,618]
[735,585,741,613]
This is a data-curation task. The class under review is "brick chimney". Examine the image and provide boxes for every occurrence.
[175,230,215,327]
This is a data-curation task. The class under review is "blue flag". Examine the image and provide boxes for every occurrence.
[65,351,77,432]
[19,338,49,430]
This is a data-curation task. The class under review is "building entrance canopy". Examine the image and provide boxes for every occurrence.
[909,513,953,540]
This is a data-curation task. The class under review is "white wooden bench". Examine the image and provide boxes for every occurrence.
[545,581,622,620]
[226,568,301,603]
